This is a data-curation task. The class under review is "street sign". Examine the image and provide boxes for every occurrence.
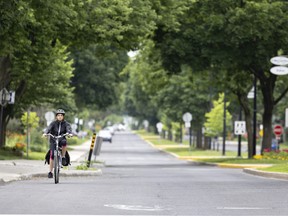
[45,111,54,121]
[8,91,15,104]
[270,56,288,66]
[259,129,263,137]
[270,66,288,75]
[185,122,191,128]
[234,121,246,135]
[156,122,163,133]
[247,87,254,99]
[182,112,192,122]
[0,88,10,106]
[273,125,283,136]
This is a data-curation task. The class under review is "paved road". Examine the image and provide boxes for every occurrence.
[0,131,288,215]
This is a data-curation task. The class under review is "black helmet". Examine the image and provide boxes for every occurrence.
[56,109,65,116]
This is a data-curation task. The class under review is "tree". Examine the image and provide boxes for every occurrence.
[150,0,288,157]
[204,93,232,137]
[70,45,129,109]
[21,112,39,129]
[0,0,157,146]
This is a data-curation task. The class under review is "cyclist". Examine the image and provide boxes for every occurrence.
[43,109,73,178]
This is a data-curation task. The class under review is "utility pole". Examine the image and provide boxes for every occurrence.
[253,75,257,156]
[222,92,226,156]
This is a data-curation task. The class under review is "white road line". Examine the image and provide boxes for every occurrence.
[104,204,171,211]
[217,207,272,210]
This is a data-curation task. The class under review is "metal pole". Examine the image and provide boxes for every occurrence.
[0,105,3,147]
[253,75,257,156]
[237,106,242,157]
[189,126,192,148]
[222,92,226,156]
[26,110,30,159]
[0,90,4,147]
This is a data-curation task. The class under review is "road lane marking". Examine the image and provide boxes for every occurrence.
[217,207,272,210]
[104,204,171,211]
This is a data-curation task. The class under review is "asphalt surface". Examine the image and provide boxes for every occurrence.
[0,132,288,184]
[1,131,288,215]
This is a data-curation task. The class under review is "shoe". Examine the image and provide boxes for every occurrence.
[62,157,67,166]
[48,172,53,178]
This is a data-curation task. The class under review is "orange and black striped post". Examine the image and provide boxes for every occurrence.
[87,133,96,167]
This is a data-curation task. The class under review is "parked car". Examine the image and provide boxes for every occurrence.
[98,130,112,143]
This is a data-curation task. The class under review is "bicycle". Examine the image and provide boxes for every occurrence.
[46,133,70,184]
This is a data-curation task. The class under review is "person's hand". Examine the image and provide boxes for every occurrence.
[67,134,73,138]
[42,134,47,138]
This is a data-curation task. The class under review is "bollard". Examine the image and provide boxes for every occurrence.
[87,133,96,168]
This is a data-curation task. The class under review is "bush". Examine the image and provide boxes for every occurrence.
[254,148,288,161]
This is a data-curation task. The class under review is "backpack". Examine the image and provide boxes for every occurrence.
[45,150,71,166]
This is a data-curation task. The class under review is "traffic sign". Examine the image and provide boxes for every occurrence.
[185,122,191,128]
[182,112,192,122]
[270,66,288,75]
[156,122,163,133]
[45,111,55,121]
[273,125,283,136]
[234,121,246,135]
[270,56,288,66]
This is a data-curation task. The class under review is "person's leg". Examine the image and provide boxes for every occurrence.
[48,149,53,178]
[60,139,67,157]
[60,139,67,166]
[49,150,53,172]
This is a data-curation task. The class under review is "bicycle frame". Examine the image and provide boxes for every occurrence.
[46,133,69,184]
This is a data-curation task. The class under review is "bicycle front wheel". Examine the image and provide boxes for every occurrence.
[54,151,60,184]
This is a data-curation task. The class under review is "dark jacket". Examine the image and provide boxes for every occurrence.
[45,120,72,144]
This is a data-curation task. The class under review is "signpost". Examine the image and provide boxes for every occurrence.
[0,88,15,147]
[45,111,54,126]
[270,56,288,66]
[270,56,288,75]
[234,121,246,135]
[273,125,283,150]
[182,112,193,148]
[270,66,288,75]
[156,122,163,134]
[273,125,283,137]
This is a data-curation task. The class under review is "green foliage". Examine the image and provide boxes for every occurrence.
[204,93,232,137]
[70,45,128,109]
[20,112,39,129]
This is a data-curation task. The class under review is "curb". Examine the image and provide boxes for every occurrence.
[0,169,102,184]
[243,168,288,181]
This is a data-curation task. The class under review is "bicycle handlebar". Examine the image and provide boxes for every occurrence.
[45,133,71,139]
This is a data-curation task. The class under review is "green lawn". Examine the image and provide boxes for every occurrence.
[134,130,288,170]
[258,164,288,173]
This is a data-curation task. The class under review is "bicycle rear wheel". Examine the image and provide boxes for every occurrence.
[54,151,59,184]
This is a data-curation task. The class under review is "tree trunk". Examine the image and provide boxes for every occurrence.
[203,136,210,150]
[262,109,273,152]
[0,56,12,148]
[196,128,202,149]
[237,93,253,158]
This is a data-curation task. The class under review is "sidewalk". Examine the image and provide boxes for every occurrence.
[0,139,102,184]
